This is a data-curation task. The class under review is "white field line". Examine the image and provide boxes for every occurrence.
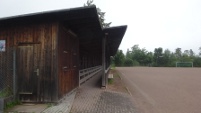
[125,87,132,96]
[120,71,156,106]
[118,72,124,80]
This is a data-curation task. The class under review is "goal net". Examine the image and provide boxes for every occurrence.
[176,62,193,67]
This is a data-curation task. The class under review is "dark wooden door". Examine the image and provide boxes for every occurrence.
[70,37,79,89]
[58,30,79,98]
[17,45,39,101]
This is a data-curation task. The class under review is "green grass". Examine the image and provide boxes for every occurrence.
[115,73,120,78]
[111,64,116,69]
[47,103,54,108]
[4,99,21,110]
[114,73,121,79]
[108,78,114,84]
[0,88,21,110]
[108,69,120,85]
[0,87,12,98]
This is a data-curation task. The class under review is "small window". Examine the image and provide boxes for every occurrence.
[0,40,6,52]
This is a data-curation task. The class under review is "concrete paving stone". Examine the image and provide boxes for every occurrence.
[42,92,76,113]
[70,72,136,113]
[5,104,47,113]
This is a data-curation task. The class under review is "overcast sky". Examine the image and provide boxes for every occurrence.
[0,0,201,55]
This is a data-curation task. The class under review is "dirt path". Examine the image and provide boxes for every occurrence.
[117,67,201,113]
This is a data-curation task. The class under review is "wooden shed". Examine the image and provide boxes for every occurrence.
[0,6,127,102]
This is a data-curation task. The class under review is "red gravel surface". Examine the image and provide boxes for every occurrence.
[117,67,201,113]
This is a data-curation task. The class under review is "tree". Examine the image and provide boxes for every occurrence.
[127,44,154,66]
[113,44,201,67]
[169,53,177,67]
[84,0,93,6]
[154,47,163,57]
[84,0,111,28]
[194,56,201,67]
[131,44,140,51]
[130,45,148,66]
[189,49,194,57]
[180,49,194,62]
[144,52,153,66]
[175,48,182,60]
[183,50,190,56]
[126,48,132,59]
[199,47,201,56]
[153,47,163,66]
[113,50,125,66]
[124,58,134,67]
[162,49,172,67]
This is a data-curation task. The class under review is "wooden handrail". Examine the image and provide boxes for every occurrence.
[79,65,102,85]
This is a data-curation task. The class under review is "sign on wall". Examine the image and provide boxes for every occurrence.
[0,40,6,52]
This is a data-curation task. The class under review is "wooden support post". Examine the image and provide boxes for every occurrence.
[102,34,107,88]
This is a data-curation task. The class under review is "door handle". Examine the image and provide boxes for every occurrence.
[34,69,39,76]
[63,66,68,71]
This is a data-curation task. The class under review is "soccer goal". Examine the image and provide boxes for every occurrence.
[176,62,193,67]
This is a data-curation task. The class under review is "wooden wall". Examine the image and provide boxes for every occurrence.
[0,22,59,102]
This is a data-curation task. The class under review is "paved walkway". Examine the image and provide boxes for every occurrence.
[70,72,136,113]
[42,92,75,113]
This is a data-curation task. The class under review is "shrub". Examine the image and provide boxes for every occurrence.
[124,58,134,66]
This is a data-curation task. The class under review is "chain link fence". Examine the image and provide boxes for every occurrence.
[0,47,16,98]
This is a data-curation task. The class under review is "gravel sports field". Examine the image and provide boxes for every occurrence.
[117,67,201,113]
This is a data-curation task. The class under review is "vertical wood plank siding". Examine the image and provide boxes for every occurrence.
[0,22,59,102]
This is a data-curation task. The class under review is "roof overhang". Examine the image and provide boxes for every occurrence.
[104,25,127,56]
[0,6,101,30]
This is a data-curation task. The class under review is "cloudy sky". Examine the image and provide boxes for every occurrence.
[0,0,201,54]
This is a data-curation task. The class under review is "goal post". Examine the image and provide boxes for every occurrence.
[176,62,193,67]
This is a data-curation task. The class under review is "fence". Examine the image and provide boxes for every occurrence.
[0,47,16,99]
[79,65,102,85]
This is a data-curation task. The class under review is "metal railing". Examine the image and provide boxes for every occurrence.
[105,66,111,74]
[79,65,102,85]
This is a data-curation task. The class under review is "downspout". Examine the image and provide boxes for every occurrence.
[13,47,17,100]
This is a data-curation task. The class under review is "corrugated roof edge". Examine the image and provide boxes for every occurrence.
[103,25,127,30]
